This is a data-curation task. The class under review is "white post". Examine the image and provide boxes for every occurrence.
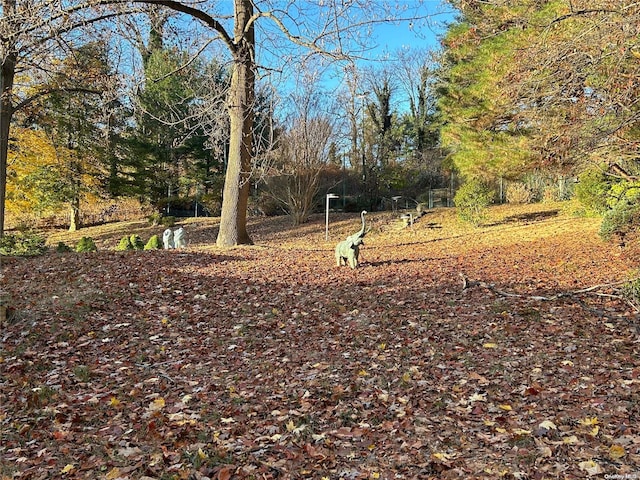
[325,194,339,241]
[195,184,199,218]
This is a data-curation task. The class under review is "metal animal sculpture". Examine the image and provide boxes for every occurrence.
[335,210,368,269]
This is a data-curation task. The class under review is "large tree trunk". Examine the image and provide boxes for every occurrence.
[216,0,254,247]
[0,0,17,237]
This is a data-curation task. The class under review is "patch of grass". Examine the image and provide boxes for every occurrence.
[30,385,57,407]
[73,365,92,382]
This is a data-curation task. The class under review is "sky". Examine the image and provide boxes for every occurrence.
[254,1,457,111]
[367,3,455,57]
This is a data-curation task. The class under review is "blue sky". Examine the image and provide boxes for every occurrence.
[262,1,457,99]
[368,3,455,57]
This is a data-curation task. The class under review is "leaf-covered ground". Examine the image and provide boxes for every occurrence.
[1,204,639,479]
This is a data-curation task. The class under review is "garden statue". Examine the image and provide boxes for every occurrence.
[162,228,174,250]
[174,227,187,249]
[335,211,368,269]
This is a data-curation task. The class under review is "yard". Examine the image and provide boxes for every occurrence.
[1,202,639,479]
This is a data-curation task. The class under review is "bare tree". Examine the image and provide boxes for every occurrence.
[264,72,335,225]
[1,0,443,243]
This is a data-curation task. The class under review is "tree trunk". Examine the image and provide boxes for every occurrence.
[69,198,80,232]
[0,0,17,237]
[216,0,254,247]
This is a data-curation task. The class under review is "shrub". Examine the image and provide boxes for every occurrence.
[0,232,47,256]
[75,237,97,253]
[599,201,640,241]
[115,236,133,251]
[506,182,534,204]
[454,180,495,226]
[597,180,640,241]
[574,167,609,215]
[56,241,73,253]
[148,212,162,226]
[144,235,161,250]
[161,216,176,227]
[621,272,640,306]
[130,234,145,250]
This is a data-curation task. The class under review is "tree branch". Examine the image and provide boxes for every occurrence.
[131,0,235,53]
[459,273,637,312]
[13,86,103,114]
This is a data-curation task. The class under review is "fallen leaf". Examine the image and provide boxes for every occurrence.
[578,460,603,476]
[432,452,456,460]
[579,417,599,426]
[539,420,557,430]
[563,435,580,445]
[468,392,487,402]
[148,397,165,412]
[105,467,121,480]
[609,444,625,459]
[217,466,234,480]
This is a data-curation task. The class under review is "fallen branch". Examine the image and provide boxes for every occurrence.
[459,273,639,312]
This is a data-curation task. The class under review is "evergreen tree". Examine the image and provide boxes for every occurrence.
[30,41,114,231]
[438,2,537,181]
[127,40,228,213]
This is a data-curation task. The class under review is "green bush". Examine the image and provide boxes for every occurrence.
[621,272,640,306]
[0,232,47,256]
[454,180,495,226]
[574,167,610,215]
[130,234,145,250]
[599,201,640,241]
[75,237,97,253]
[148,212,162,226]
[144,235,161,250]
[115,236,133,251]
[56,241,73,253]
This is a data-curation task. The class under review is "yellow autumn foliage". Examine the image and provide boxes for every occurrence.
[6,128,57,219]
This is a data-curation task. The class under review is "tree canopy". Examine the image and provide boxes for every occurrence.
[440,0,640,181]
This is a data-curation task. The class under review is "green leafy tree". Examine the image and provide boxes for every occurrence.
[123,8,230,214]
[441,0,640,236]
[30,41,114,231]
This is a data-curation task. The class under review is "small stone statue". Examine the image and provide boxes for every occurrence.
[173,227,187,249]
[162,228,174,250]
